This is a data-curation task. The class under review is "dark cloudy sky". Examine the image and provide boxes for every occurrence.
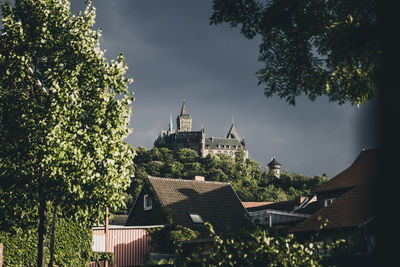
[40,1,381,177]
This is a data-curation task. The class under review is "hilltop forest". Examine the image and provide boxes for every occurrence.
[119,147,328,213]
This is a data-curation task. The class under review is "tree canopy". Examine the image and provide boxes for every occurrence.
[0,0,134,265]
[210,0,380,105]
[126,147,327,213]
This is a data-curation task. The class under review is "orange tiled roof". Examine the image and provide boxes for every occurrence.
[291,183,375,233]
[313,148,379,193]
[245,197,308,212]
[242,202,274,209]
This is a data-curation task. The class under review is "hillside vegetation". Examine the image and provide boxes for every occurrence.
[119,147,327,213]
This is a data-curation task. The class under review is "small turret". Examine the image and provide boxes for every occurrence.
[267,156,281,178]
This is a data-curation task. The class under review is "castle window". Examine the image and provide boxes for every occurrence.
[233,145,237,149]
[221,145,225,148]
[226,145,230,149]
[144,194,152,210]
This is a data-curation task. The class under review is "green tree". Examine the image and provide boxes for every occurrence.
[210,0,380,105]
[176,148,199,163]
[0,0,134,265]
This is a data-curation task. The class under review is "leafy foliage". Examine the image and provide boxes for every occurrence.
[210,0,380,105]
[159,222,345,266]
[0,217,92,266]
[128,147,327,211]
[148,223,200,255]
[0,0,134,229]
[201,222,344,267]
[90,252,115,267]
[0,0,134,264]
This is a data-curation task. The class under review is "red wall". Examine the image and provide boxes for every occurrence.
[89,226,157,267]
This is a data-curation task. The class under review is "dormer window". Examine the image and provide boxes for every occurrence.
[324,198,335,207]
[144,194,152,210]
[189,213,204,224]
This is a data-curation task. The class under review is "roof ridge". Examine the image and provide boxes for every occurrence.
[147,176,231,185]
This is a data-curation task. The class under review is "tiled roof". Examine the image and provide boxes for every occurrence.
[313,148,379,193]
[290,183,375,233]
[246,197,307,212]
[147,176,253,234]
[242,202,274,209]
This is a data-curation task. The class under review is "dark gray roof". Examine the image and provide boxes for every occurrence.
[180,101,190,117]
[226,122,240,140]
[204,137,244,149]
[268,157,281,166]
[147,176,254,235]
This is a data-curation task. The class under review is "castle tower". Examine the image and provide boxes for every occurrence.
[176,101,192,132]
[267,156,281,178]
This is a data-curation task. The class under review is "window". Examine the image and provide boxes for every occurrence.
[324,198,335,207]
[144,194,152,210]
[226,145,230,149]
[189,213,204,224]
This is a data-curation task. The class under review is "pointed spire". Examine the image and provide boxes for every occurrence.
[169,113,173,132]
[180,100,189,116]
[226,121,240,139]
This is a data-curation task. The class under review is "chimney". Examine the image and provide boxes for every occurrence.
[194,176,205,181]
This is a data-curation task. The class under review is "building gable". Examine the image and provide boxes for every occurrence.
[127,176,254,236]
[126,183,168,227]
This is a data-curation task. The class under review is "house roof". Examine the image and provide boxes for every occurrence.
[246,197,308,212]
[242,202,274,209]
[313,148,379,193]
[290,183,375,233]
[147,176,253,234]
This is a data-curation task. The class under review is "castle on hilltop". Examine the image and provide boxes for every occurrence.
[154,101,249,159]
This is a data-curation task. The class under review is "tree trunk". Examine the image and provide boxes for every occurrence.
[37,197,48,267]
[48,205,58,267]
